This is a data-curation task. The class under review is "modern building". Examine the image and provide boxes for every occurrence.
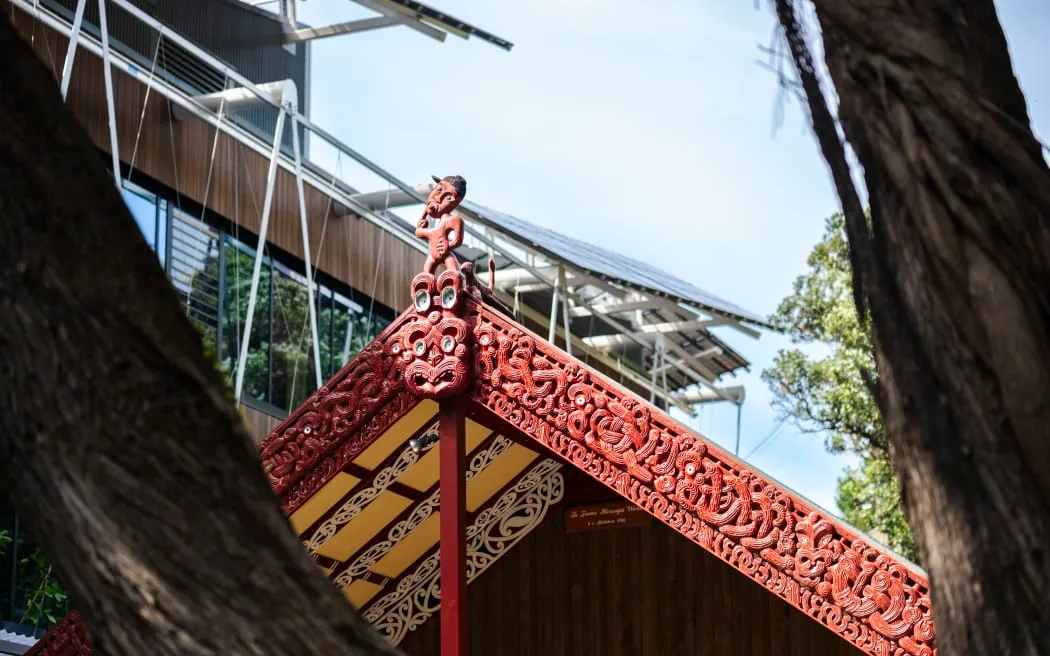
[3,1,935,655]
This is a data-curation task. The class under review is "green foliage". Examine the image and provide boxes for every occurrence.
[18,550,68,628]
[186,245,384,413]
[761,213,918,562]
[0,528,68,629]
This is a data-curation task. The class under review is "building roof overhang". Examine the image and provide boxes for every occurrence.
[350,183,766,410]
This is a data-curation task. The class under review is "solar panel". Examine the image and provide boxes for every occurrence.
[372,0,514,50]
[461,201,771,329]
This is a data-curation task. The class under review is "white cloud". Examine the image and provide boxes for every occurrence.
[297,0,1049,513]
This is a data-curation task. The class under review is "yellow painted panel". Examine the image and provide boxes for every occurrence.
[466,443,539,512]
[371,512,441,579]
[344,579,383,609]
[288,473,360,535]
[353,400,438,470]
[398,420,491,491]
[315,490,413,561]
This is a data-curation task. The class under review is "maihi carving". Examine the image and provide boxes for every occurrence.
[470,310,936,656]
[257,320,417,514]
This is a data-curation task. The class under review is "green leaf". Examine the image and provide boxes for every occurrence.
[761,212,919,563]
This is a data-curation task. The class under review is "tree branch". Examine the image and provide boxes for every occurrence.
[0,16,400,655]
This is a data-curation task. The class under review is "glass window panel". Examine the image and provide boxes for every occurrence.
[269,263,317,412]
[222,240,272,406]
[317,285,337,381]
[169,209,221,356]
[156,198,169,270]
[329,298,390,374]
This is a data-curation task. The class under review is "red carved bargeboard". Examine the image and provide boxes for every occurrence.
[258,310,421,515]
[466,300,936,656]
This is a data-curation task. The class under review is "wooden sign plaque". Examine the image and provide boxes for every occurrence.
[564,501,651,534]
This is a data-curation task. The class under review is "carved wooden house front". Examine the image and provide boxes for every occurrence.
[29,183,936,656]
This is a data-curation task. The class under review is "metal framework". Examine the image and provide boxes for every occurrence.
[18,0,754,422]
[267,0,513,50]
[355,181,761,415]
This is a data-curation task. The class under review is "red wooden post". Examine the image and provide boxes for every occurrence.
[439,399,468,656]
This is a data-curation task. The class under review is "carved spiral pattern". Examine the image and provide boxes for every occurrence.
[257,311,419,514]
[365,460,564,645]
[469,304,936,656]
[24,612,92,655]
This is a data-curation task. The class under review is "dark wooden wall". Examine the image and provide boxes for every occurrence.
[11,7,425,312]
[399,470,863,656]
[242,404,282,444]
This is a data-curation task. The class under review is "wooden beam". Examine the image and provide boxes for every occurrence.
[439,399,468,656]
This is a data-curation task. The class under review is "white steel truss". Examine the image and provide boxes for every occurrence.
[266,0,512,50]
[13,0,755,419]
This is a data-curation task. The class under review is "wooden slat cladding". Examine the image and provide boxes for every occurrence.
[399,475,863,656]
[11,8,424,312]
[241,404,283,445]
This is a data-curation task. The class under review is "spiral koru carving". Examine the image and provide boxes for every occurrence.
[469,305,937,656]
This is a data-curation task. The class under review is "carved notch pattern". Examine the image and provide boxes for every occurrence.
[469,301,937,656]
[23,612,92,656]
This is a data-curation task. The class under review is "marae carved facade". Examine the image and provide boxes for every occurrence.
[248,276,938,655]
[31,178,937,655]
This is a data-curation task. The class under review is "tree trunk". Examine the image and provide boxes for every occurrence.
[775,0,1050,653]
[0,17,401,656]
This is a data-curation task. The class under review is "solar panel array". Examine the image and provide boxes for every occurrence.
[375,0,514,50]
[461,202,770,329]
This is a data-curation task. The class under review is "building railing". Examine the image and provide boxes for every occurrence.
[9,0,745,415]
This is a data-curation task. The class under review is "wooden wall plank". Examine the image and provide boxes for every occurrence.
[242,405,282,444]
[398,470,865,656]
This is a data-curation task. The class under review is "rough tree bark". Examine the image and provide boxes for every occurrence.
[0,16,401,656]
[774,0,1050,653]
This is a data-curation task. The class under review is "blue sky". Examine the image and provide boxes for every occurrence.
[290,0,1049,514]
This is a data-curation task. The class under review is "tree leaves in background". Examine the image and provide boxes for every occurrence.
[761,213,918,562]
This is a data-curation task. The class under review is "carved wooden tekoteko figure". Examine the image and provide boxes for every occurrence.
[395,175,474,399]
